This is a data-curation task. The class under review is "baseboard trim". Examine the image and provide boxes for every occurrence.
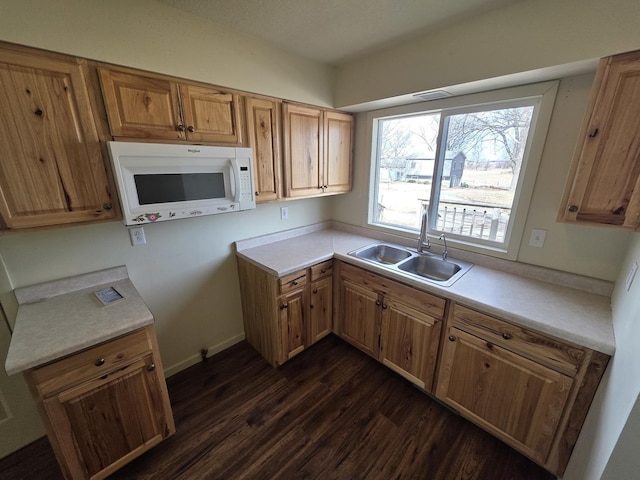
[163,333,246,378]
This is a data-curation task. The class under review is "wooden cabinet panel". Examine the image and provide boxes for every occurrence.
[283,103,323,197]
[324,110,353,194]
[278,288,305,362]
[437,328,573,463]
[0,48,116,229]
[380,300,442,391]
[309,276,332,344]
[338,279,380,357]
[560,49,640,229]
[180,84,242,144]
[245,96,282,202]
[98,69,183,140]
[25,326,174,480]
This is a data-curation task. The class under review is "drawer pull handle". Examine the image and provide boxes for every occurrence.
[147,363,156,372]
[502,333,512,340]
[95,358,105,367]
[448,335,456,342]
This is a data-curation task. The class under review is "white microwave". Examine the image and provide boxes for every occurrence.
[108,141,256,226]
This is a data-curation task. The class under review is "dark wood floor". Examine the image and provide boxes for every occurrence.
[0,335,554,480]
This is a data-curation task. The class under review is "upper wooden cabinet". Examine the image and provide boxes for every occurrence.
[559,49,640,229]
[282,103,353,198]
[0,44,117,230]
[245,96,282,202]
[99,68,243,145]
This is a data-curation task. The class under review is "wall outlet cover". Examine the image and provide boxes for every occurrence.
[280,207,288,220]
[129,226,146,246]
[528,229,547,248]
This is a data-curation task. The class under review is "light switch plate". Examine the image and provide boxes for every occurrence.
[625,262,638,291]
[528,229,547,248]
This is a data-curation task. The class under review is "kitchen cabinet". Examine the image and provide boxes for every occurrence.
[0,42,117,230]
[99,68,243,145]
[245,96,282,202]
[559,49,640,229]
[237,257,333,367]
[436,304,608,475]
[282,102,353,198]
[336,262,445,391]
[24,325,175,480]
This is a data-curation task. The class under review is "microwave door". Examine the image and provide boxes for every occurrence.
[134,172,227,205]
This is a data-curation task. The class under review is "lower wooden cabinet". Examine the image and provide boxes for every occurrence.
[24,325,175,480]
[436,304,608,475]
[336,262,445,392]
[237,257,333,367]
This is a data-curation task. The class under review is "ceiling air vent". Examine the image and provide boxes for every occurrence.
[413,90,452,101]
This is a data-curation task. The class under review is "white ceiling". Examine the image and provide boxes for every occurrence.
[158,0,525,65]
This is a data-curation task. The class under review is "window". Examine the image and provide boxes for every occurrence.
[369,82,558,258]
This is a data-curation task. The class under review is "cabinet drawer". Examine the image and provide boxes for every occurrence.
[310,260,333,281]
[452,304,584,376]
[30,327,152,397]
[278,270,307,294]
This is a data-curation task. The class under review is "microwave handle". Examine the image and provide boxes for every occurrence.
[229,158,240,203]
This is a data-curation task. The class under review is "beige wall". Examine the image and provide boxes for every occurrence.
[332,73,632,281]
[335,0,640,108]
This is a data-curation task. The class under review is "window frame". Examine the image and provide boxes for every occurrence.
[366,81,559,260]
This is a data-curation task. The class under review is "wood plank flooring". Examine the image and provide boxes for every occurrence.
[0,335,554,479]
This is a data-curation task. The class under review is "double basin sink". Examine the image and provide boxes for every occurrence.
[348,243,473,287]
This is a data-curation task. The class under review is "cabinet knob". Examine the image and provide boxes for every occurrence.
[187,125,195,133]
[588,128,599,138]
[103,203,113,211]
[281,303,289,309]
[255,191,259,196]
[147,363,156,372]
[502,333,512,340]
[376,301,381,306]
[448,335,455,342]
[176,124,185,132]
[292,280,298,286]
[312,289,318,294]
[382,304,388,310]
[568,205,579,213]
[321,269,326,274]
[95,358,105,367]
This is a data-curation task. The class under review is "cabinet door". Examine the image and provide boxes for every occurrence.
[42,355,168,480]
[308,276,332,345]
[180,84,243,145]
[338,279,380,357]
[0,50,116,229]
[98,69,184,140]
[324,110,353,194]
[278,288,305,363]
[245,96,282,202]
[380,299,441,391]
[436,328,573,464]
[282,103,323,197]
[561,50,640,228]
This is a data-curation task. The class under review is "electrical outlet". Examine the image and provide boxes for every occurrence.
[280,206,288,220]
[528,229,547,248]
[625,262,638,291]
[129,226,146,246]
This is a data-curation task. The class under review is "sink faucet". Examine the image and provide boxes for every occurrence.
[417,206,431,253]
[439,234,448,260]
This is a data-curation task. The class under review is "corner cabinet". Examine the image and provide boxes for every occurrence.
[24,325,175,480]
[436,304,608,475]
[245,96,282,202]
[237,257,333,367]
[336,262,444,392]
[98,68,243,145]
[0,43,117,230]
[282,103,353,198]
[559,49,640,229]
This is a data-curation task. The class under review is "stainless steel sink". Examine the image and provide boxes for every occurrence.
[347,243,473,287]
[350,244,412,265]
[398,255,462,282]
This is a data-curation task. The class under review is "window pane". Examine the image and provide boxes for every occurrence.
[434,106,534,243]
[375,114,440,229]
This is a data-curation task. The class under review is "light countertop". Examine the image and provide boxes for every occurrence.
[236,225,615,355]
[5,266,154,376]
